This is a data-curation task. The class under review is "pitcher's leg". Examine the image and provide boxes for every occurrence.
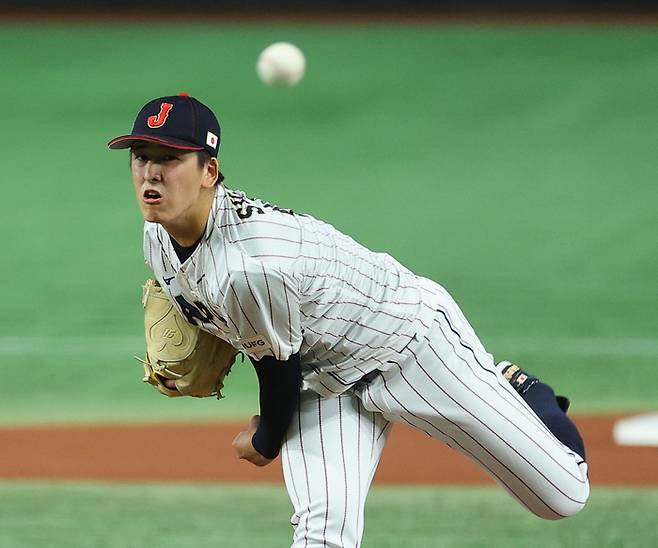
[281,389,390,548]
[362,295,589,520]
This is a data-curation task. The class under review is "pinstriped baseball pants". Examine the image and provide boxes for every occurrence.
[281,295,590,548]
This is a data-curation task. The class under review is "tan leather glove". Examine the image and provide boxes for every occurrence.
[138,278,240,398]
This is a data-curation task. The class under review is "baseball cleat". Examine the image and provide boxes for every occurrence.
[498,361,570,413]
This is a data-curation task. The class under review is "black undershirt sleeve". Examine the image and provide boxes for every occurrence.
[251,353,302,459]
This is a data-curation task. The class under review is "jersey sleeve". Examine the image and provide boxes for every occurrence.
[222,261,302,361]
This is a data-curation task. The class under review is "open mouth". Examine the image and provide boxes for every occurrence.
[143,189,162,204]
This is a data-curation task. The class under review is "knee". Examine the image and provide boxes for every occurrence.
[536,500,586,521]
[533,481,590,520]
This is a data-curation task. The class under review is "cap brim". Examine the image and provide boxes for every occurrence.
[107,134,205,151]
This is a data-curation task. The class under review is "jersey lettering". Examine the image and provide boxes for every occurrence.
[238,334,272,353]
[226,189,295,219]
[147,102,173,128]
[174,295,214,326]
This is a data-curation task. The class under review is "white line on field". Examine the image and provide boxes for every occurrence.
[488,336,658,358]
[0,335,656,358]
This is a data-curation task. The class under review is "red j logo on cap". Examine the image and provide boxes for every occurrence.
[147,102,173,128]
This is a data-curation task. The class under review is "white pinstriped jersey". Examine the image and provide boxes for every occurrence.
[144,185,438,397]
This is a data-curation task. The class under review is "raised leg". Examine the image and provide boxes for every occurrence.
[359,286,589,520]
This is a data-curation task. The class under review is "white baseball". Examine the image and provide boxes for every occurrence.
[257,42,306,88]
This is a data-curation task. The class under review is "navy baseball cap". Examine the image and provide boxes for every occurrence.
[108,93,221,157]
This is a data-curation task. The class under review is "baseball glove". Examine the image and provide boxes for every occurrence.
[137,278,240,399]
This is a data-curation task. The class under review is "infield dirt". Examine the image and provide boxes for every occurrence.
[0,414,655,485]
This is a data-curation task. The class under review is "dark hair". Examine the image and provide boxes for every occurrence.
[195,150,211,168]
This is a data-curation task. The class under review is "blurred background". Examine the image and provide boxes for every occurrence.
[0,1,656,546]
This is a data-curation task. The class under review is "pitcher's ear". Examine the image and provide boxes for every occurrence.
[204,157,220,188]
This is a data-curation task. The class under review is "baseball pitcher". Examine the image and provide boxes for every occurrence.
[108,93,589,547]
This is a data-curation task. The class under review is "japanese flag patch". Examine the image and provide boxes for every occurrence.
[206,131,218,149]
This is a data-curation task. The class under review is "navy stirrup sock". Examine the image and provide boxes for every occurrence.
[522,381,586,461]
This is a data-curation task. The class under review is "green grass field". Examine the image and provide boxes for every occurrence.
[0,482,656,548]
[0,22,656,423]
[0,20,656,548]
